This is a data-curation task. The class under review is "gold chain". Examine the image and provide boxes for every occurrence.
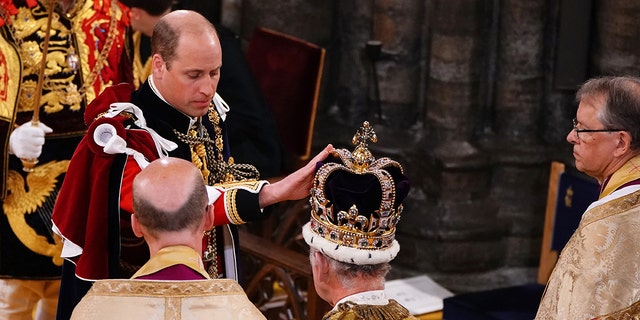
[188,126,211,182]
[173,105,261,279]
[203,228,218,279]
[178,105,226,279]
[180,120,219,278]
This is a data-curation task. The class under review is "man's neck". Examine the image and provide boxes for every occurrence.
[147,233,202,257]
[148,75,199,125]
[330,281,385,306]
[332,288,388,309]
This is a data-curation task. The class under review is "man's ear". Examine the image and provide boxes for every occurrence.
[131,214,144,238]
[203,205,215,231]
[614,131,632,157]
[151,54,165,78]
[313,251,330,276]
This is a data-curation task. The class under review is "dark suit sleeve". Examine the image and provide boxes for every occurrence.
[216,24,285,179]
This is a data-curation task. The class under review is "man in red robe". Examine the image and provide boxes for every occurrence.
[51,9,331,319]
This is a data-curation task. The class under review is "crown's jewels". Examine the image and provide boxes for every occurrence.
[309,121,405,251]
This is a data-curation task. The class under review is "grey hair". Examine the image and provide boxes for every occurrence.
[309,247,390,288]
[576,75,640,150]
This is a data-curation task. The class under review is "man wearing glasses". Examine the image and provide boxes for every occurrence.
[536,76,640,319]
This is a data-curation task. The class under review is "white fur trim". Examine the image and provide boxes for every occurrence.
[302,222,399,265]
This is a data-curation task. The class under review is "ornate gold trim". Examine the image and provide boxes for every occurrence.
[88,278,247,296]
[225,189,244,224]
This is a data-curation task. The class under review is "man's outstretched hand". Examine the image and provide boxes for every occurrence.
[259,144,334,208]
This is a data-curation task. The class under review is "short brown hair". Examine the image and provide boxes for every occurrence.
[150,10,217,69]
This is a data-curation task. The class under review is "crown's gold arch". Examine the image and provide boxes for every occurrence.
[308,121,404,251]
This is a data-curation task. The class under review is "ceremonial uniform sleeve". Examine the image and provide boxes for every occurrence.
[210,180,269,226]
[119,155,141,213]
[120,155,268,226]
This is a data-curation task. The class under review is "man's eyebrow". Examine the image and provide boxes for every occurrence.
[182,67,205,74]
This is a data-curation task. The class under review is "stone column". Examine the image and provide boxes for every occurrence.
[592,0,640,75]
[366,0,438,277]
[370,0,424,127]
[419,0,500,290]
[485,0,548,270]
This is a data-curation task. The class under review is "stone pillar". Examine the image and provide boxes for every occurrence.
[331,0,377,126]
[485,0,548,269]
[421,0,499,288]
[239,1,332,46]
[370,0,424,127]
[592,0,640,75]
[365,1,437,277]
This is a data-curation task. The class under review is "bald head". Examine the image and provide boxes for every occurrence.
[133,158,207,234]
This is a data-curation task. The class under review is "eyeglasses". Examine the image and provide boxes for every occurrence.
[572,118,624,141]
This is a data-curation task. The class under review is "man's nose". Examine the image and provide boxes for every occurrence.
[200,78,216,97]
[566,129,578,144]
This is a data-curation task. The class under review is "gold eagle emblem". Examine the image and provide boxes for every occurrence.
[3,160,70,266]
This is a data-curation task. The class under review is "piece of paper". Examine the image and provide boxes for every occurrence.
[384,274,453,315]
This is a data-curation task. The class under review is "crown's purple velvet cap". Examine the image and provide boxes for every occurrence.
[317,155,410,219]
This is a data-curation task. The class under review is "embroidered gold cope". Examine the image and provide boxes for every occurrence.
[323,300,419,320]
[70,278,266,319]
[535,155,640,319]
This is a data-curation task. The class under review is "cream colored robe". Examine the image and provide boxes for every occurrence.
[536,158,640,319]
[70,279,266,320]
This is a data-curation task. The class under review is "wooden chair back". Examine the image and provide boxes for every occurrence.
[537,161,599,284]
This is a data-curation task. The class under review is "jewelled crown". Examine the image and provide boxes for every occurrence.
[302,121,410,265]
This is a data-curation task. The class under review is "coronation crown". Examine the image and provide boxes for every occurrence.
[309,121,408,251]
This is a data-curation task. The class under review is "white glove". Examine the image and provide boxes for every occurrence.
[9,122,53,159]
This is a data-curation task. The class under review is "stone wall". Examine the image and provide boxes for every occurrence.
[220,0,640,293]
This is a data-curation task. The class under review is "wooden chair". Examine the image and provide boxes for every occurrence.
[243,26,327,253]
[239,27,330,319]
[239,230,329,320]
[442,162,599,319]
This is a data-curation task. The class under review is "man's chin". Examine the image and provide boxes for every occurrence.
[574,161,586,174]
[192,104,211,117]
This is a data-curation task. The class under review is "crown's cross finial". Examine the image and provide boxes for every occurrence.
[352,121,377,148]
[351,121,377,173]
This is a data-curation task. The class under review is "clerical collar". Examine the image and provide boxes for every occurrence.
[599,154,640,199]
[148,75,198,127]
[332,290,389,312]
[131,245,210,280]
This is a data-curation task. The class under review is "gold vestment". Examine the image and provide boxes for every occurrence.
[323,299,419,320]
[536,156,640,319]
[71,278,266,320]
